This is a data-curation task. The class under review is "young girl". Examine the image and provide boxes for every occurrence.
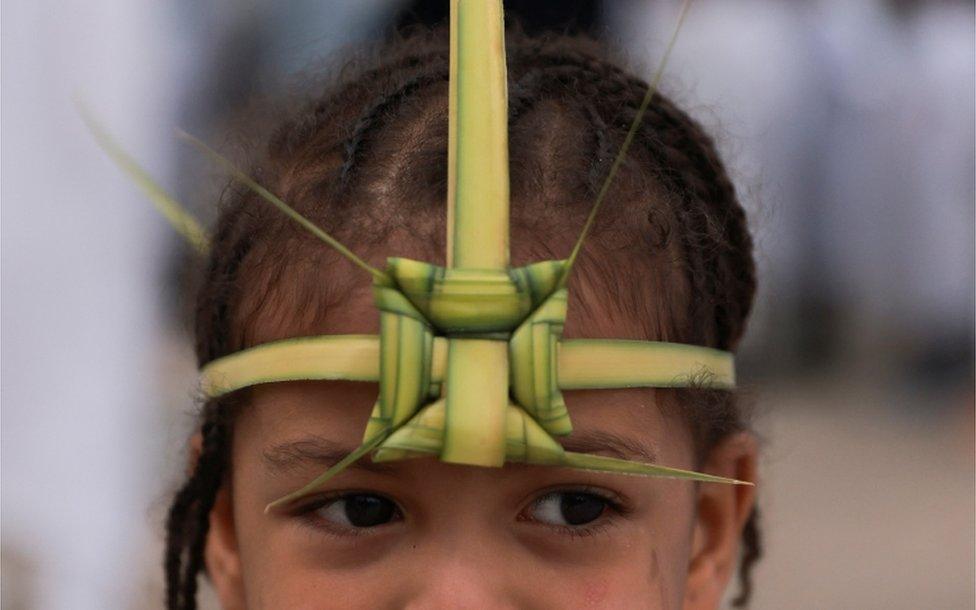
[163,27,760,610]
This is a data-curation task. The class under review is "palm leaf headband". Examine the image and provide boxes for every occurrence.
[84,0,751,512]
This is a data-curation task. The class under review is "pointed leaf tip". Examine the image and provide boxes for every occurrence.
[561,450,746,486]
[76,100,210,254]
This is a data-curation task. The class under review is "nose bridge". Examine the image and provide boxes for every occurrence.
[400,522,520,610]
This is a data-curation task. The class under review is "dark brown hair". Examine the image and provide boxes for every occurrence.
[165,28,760,610]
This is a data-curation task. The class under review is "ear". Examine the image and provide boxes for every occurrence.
[683,432,758,610]
[187,433,246,610]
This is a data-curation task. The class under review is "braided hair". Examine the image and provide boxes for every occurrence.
[165,29,761,609]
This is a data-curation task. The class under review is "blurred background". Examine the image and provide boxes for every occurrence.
[2,0,973,608]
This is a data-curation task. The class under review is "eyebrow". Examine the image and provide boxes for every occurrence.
[262,436,399,476]
[263,430,657,476]
[559,430,658,464]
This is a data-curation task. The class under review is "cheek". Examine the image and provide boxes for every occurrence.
[231,495,403,609]
[236,557,396,610]
[532,541,685,610]
[511,494,699,608]
[571,565,653,608]
[563,490,697,609]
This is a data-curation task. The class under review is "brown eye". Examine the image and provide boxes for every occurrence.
[315,493,398,528]
[529,491,609,526]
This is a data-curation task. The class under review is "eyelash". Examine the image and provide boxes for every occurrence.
[288,486,631,541]
[291,491,403,538]
[519,486,629,541]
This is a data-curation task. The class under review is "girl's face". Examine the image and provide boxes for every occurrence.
[202,288,756,609]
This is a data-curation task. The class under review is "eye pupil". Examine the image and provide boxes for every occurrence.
[559,492,606,525]
[344,494,396,527]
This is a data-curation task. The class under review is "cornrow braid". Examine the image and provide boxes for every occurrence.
[641,95,755,348]
[493,46,756,363]
[164,29,761,609]
[269,45,449,180]
[732,509,763,608]
[165,402,232,610]
[193,172,284,364]
[339,69,450,186]
[506,45,755,348]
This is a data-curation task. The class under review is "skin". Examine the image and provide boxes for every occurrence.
[198,282,757,610]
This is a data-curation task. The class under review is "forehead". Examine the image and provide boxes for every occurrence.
[240,382,688,476]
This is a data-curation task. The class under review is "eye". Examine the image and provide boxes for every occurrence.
[313,493,400,529]
[528,490,611,527]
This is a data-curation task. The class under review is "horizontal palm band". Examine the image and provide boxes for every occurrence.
[200,334,735,398]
